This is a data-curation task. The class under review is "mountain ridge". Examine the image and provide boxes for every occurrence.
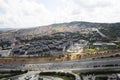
[1,21,120,30]
[0,21,120,39]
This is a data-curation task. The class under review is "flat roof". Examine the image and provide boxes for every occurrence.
[0,50,10,57]
[93,42,116,46]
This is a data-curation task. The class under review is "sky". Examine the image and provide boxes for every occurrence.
[0,0,120,28]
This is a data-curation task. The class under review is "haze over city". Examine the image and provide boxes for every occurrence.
[0,0,120,28]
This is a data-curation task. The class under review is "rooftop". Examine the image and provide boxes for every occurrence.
[93,42,116,46]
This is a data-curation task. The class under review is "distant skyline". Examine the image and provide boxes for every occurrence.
[0,0,120,28]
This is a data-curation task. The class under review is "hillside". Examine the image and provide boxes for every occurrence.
[0,21,120,39]
[99,23,120,39]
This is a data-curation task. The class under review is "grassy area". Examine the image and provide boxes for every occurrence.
[95,76,108,80]
[85,47,110,52]
[0,74,11,78]
[39,78,43,80]
[73,69,120,75]
[0,70,28,79]
[40,72,75,80]
[85,48,96,52]
[51,75,73,80]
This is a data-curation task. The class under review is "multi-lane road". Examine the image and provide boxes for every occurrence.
[0,58,120,71]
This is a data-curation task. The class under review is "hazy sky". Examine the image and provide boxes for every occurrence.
[0,0,120,28]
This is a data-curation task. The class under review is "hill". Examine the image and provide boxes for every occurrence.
[0,21,120,39]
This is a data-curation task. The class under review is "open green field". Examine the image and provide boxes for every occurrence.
[0,70,27,79]
[40,72,75,80]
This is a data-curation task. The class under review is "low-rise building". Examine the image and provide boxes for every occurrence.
[0,50,10,57]
[93,42,116,48]
[67,40,88,53]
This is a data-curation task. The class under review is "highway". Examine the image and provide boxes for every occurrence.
[0,58,120,71]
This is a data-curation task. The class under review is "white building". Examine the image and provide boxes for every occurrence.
[93,42,116,47]
[67,40,88,53]
[0,50,10,57]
